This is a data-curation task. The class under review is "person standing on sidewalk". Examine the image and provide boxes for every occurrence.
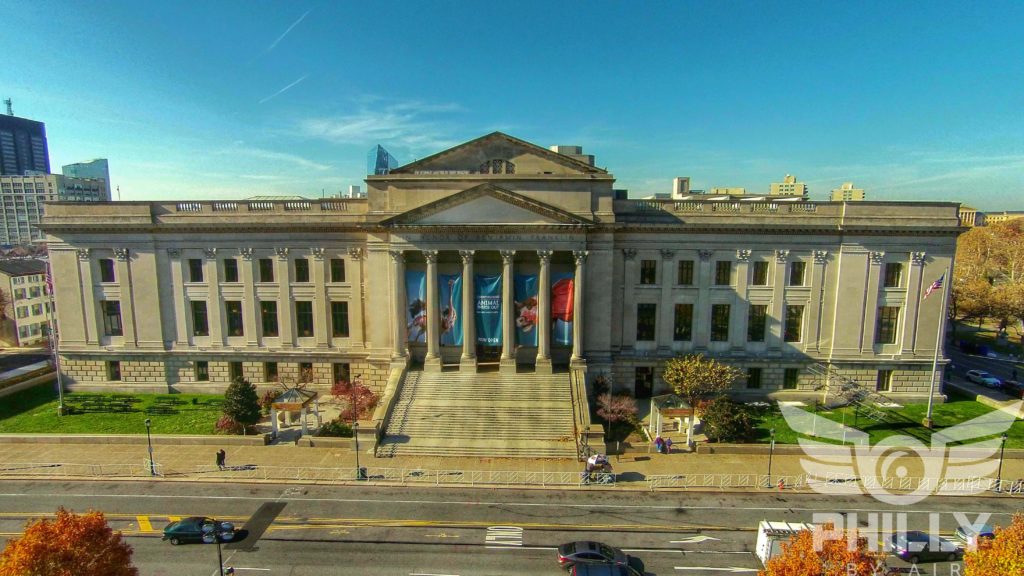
[216,449,226,470]
[665,438,673,454]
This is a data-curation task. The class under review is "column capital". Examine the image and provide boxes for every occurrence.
[911,251,927,266]
[388,250,404,263]
[869,251,885,265]
[775,249,790,263]
[76,248,92,261]
[573,250,589,265]
[813,250,829,264]
[238,247,254,260]
[164,248,180,258]
[310,247,326,260]
[500,249,516,263]
[114,248,130,262]
[459,250,475,264]
[537,249,553,264]
[423,250,439,264]
[735,249,751,262]
[275,247,290,261]
[622,248,637,261]
[698,249,714,261]
[202,247,217,260]
[348,247,364,261]
[660,249,676,261]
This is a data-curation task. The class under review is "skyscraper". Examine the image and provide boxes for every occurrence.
[0,112,50,176]
[63,159,111,199]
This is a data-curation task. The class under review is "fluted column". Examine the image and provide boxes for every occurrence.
[500,250,517,373]
[571,250,588,365]
[424,250,442,371]
[459,250,477,371]
[389,250,406,360]
[536,250,553,374]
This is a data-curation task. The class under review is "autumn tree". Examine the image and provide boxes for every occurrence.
[760,524,885,576]
[0,507,137,576]
[595,393,638,440]
[953,220,1024,345]
[964,513,1024,575]
[663,354,741,445]
[331,378,379,423]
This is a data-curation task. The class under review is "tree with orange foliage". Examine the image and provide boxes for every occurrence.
[0,507,137,576]
[760,524,886,576]
[964,513,1024,575]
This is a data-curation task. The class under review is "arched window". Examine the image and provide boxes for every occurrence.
[478,159,516,174]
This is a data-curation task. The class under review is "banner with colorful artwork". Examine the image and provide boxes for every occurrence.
[551,272,574,346]
[513,274,539,346]
[474,274,502,346]
[405,270,427,343]
[439,273,463,346]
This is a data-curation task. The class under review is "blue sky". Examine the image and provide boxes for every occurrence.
[3,1,1022,209]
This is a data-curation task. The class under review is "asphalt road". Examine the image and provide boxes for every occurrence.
[947,346,1022,384]
[0,350,49,373]
[1,480,1016,575]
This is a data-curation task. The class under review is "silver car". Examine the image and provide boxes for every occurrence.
[966,370,1002,389]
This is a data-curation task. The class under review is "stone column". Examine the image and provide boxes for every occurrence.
[694,249,714,350]
[571,250,588,366]
[348,248,365,349]
[424,250,442,372]
[459,250,477,371]
[114,248,137,348]
[389,250,406,359]
[535,250,553,374]
[500,250,517,373]
[275,248,294,348]
[862,251,884,352]
[311,248,329,348]
[239,248,259,348]
[903,251,927,354]
[730,250,750,351]
[621,249,638,352]
[204,248,223,347]
[165,248,186,347]
[768,250,788,350]
[807,250,829,353]
[657,249,676,353]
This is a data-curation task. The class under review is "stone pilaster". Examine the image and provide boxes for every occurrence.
[499,250,517,373]
[571,250,588,366]
[424,250,442,372]
[536,250,553,374]
[459,250,477,371]
[389,250,407,359]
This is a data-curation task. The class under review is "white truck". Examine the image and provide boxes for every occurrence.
[755,520,815,566]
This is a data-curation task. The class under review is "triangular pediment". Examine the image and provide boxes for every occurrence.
[381,184,593,226]
[390,132,606,176]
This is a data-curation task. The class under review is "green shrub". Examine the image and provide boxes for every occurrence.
[701,397,755,442]
[316,419,353,438]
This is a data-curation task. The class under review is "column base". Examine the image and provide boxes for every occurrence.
[535,358,553,374]
[424,356,443,372]
[459,356,478,372]
[499,358,517,374]
[570,357,587,369]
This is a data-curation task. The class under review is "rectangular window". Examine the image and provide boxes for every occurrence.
[225,301,244,337]
[108,361,121,381]
[677,260,694,285]
[789,261,806,286]
[101,300,123,336]
[188,258,204,283]
[223,258,239,283]
[299,362,313,382]
[296,301,314,337]
[29,287,40,298]
[259,258,275,283]
[331,301,350,337]
[295,258,310,283]
[752,261,769,286]
[333,362,350,385]
[673,303,693,341]
[884,263,903,288]
[636,303,657,341]
[784,305,804,342]
[714,261,731,285]
[229,361,243,382]
[195,361,209,382]
[783,368,799,390]
[14,289,25,300]
[30,303,42,315]
[747,368,762,389]
[747,304,768,342]
[711,304,730,341]
[191,301,209,336]
[330,258,346,283]
[260,301,279,337]
[639,260,657,285]
[99,258,115,283]
[264,362,279,382]
[875,306,901,344]
[876,369,893,392]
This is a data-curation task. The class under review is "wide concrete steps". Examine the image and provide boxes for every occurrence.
[378,370,578,459]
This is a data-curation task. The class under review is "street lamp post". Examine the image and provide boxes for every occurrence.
[144,418,155,476]
[766,428,776,487]
[996,433,1008,491]
[353,421,362,480]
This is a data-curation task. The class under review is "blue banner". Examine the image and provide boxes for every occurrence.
[514,274,539,346]
[439,273,463,346]
[405,270,426,343]
[474,274,502,346]
[551,272,574,346]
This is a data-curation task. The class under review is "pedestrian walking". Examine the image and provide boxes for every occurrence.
[665,438,673,454]
[216,449,226,470]
[654,435,664,454]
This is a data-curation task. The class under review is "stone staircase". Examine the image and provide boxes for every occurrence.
[376,370,578,459]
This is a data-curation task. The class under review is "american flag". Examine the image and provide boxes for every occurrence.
[924,273,944,300]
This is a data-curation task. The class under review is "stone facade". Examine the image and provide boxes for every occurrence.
[42,132,961,402]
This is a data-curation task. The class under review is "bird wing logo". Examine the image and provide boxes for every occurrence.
[780,401,1021,505]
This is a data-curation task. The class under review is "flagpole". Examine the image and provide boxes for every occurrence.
[923,267,950,429]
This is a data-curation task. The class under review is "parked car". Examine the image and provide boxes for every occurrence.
[162,517,235,545]
[966,370,1002,389]
[1001,380,1024,398]
[887,531,962,563]
[557,541,643,575]
[954,524,994,549]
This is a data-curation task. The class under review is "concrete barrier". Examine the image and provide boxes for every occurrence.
[696,442,1024,459]
[0,433,271,446]
[0,371,56,399]
[296,436,353,449]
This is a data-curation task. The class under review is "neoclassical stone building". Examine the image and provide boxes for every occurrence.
[43,132,959,404]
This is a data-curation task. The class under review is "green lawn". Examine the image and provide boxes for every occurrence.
[0,385,225,435]
[750,394,1024,448]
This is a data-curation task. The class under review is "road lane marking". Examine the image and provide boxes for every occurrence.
[410,573,460,576]
[168,516,181,522]
[136,515,153,532]
[675,568,758,573]
[672,535,721,544]
[485,525,523,546]
[623,548,683,554]
[228,569,270,573]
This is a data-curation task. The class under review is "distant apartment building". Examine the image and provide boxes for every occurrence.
[983,211,1024,226]
[710,187,747,195]
[958,206,980,227]
[62,159,111,199]
[0,259,52,346]
[831,182,866,201]
[770,174,808,198]
[0,112,50,176]
[0,174,109,244]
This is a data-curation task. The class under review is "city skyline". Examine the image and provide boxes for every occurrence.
[2,1,1022,209]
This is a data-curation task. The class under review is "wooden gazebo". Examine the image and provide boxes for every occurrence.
[270,387,320,437]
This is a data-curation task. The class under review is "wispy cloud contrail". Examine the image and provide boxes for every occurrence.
[264,9,312,55]
[259,74,309,104]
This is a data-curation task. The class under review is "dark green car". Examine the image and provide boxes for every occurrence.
[162,516,235,545]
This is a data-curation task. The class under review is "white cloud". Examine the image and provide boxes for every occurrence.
[218,145,332,171]
[299,100,461,152]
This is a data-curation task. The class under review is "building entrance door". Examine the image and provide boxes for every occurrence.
[635,367,654,399]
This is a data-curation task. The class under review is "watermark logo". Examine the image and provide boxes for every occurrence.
[779,401,1021,505]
